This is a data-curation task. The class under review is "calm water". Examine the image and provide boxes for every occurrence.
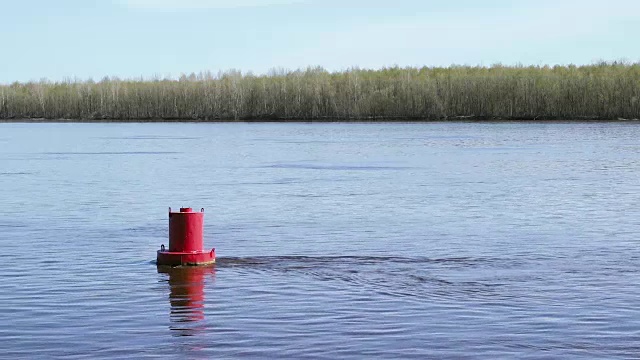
[1,122,639,359]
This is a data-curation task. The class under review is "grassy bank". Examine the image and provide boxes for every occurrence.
[1,63,639,121]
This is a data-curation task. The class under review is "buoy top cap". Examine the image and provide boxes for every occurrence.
[169,207,204,213]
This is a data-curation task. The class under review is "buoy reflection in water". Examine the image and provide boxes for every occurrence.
[158,265,215,336]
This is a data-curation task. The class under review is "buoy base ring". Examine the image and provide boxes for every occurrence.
[157,249,216,266]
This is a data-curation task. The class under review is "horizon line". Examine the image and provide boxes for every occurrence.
[2,60,638,85]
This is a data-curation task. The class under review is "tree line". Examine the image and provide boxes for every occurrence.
[1,62,639,121]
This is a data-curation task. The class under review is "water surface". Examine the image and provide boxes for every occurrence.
[0,122,639,358]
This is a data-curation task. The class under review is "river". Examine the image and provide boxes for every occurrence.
[0,122,639,358]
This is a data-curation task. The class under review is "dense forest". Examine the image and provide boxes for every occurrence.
[1,62,639,121]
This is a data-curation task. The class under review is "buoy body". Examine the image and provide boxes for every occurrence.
[169,207,204,253]
[157,207,216,266]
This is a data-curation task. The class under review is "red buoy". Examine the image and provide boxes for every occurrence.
[157,207,216,266]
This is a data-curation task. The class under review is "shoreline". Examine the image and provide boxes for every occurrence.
[3,64,640,124]
[1,117,639,124]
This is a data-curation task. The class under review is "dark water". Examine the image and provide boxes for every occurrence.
[1,122,639,359]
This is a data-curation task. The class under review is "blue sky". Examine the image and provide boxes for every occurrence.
[1,0,639,83]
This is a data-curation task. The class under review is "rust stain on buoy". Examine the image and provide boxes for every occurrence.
[157,207,216,266]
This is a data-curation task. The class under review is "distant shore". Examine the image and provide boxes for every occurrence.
[2,63,639,122]
[1,117,639,123]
